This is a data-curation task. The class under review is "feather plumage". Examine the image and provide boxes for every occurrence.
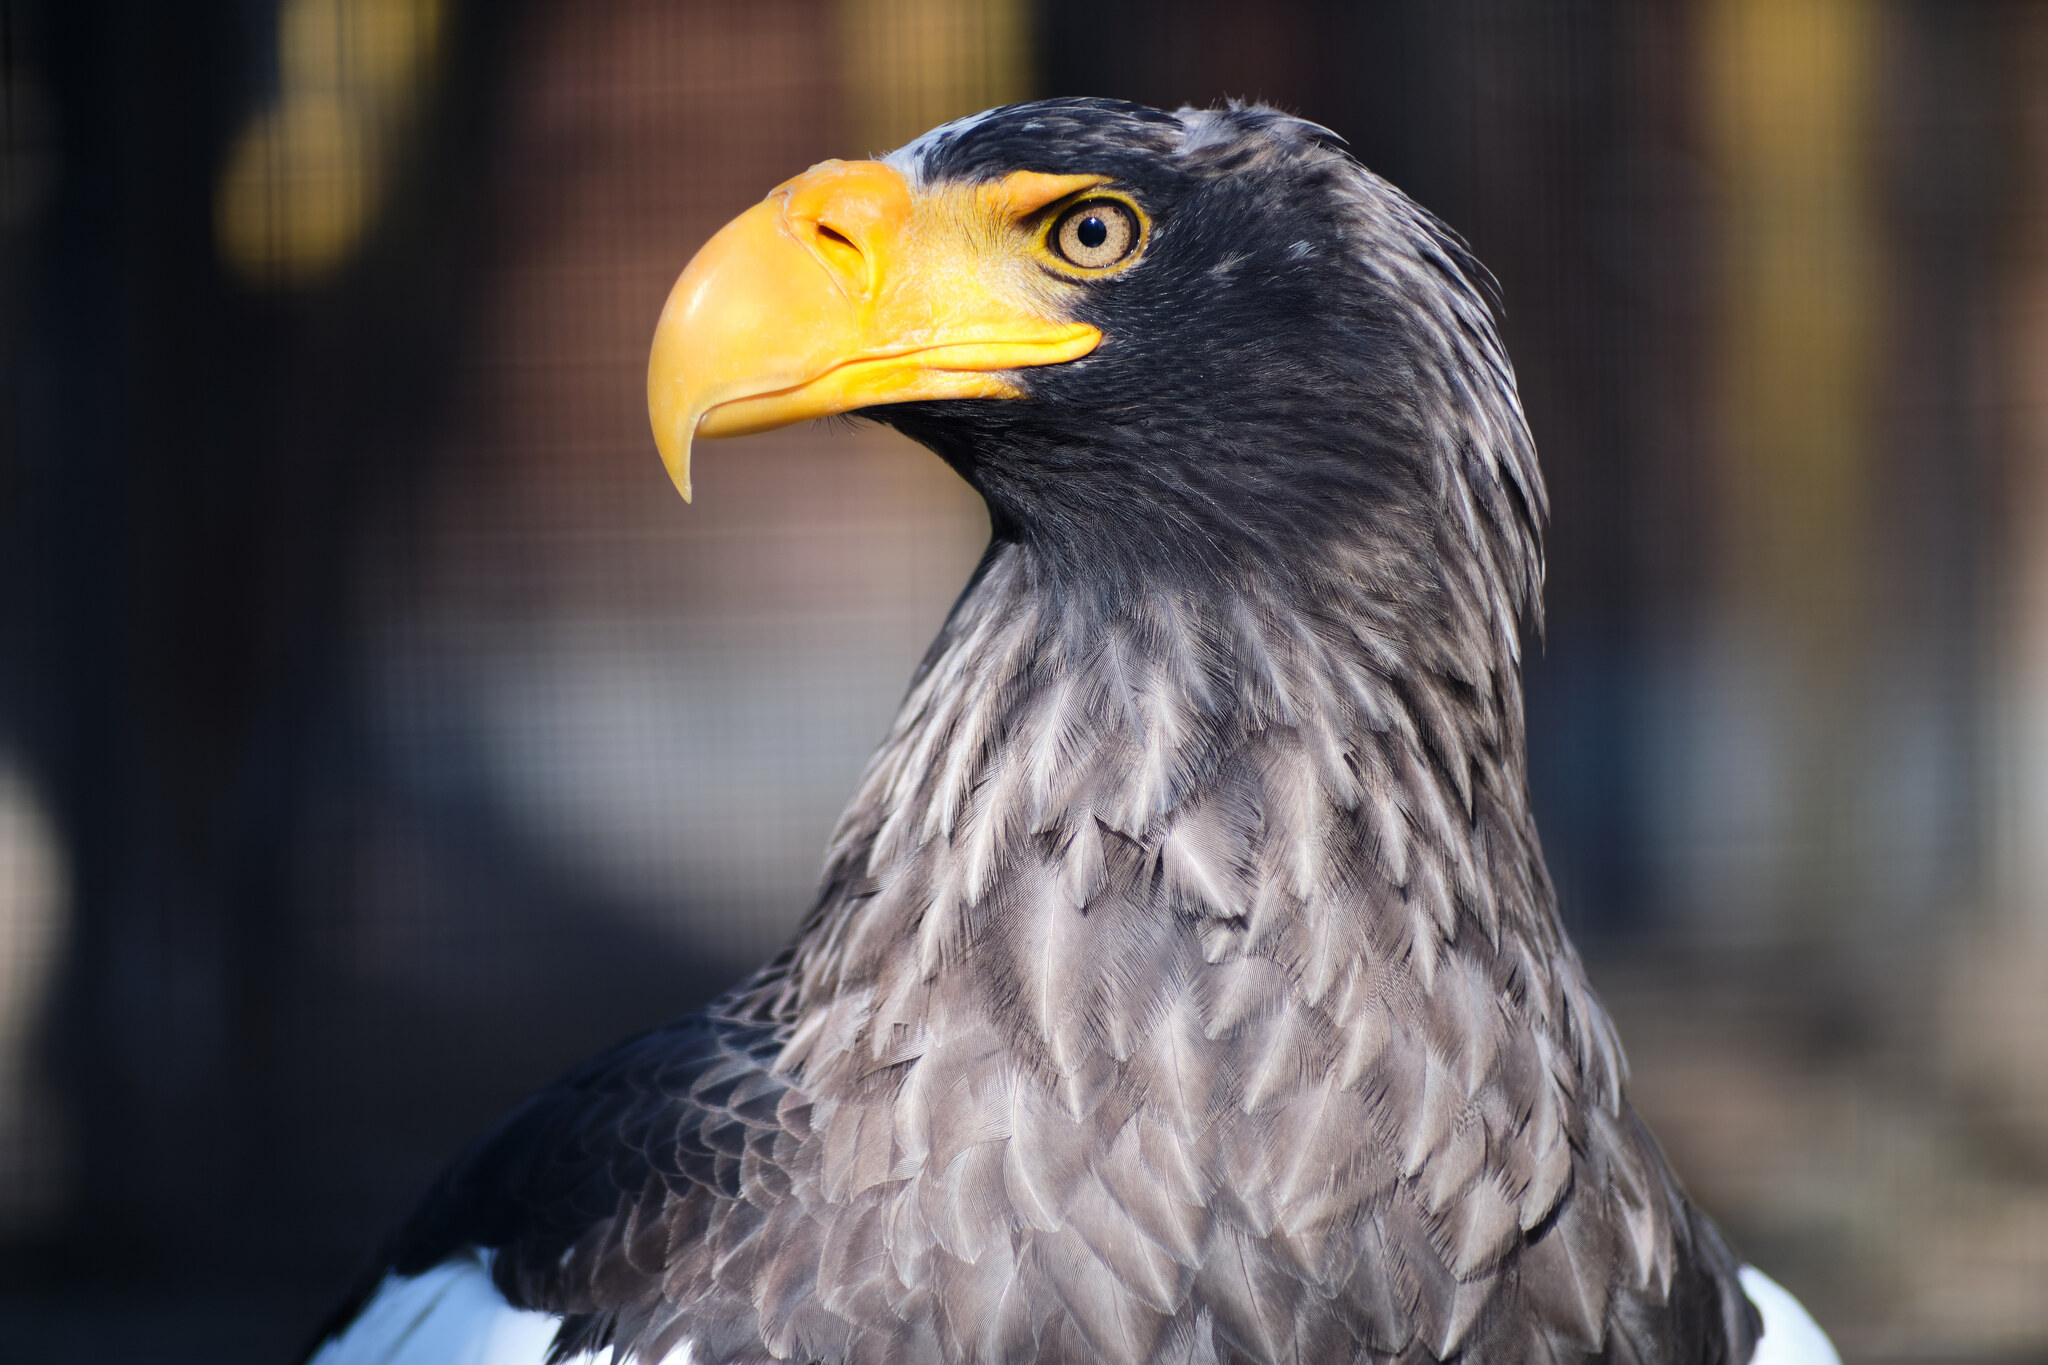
[307,99,1834,1365]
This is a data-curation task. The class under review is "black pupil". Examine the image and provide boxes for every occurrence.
[1076,215,1109,249]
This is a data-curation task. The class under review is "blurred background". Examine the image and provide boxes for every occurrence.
[1,0,2045,1359]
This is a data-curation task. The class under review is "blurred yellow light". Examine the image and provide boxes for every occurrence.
[215,0,446,288]
[837,0,1030,156]
[216,95,372,287]
[1705,0,1880,620]
[282,0,444,99]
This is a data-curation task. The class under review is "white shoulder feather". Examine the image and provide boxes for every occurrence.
[1741,1265,1841,1365]
[308,1256,632,1365]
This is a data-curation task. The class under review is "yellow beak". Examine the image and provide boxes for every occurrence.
[647,160,1106,500]
[651,158,1105,501]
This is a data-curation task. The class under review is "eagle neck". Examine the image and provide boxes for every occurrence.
[742,520,1619,1119]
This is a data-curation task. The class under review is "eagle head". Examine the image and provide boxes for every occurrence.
[651,98,1543,627]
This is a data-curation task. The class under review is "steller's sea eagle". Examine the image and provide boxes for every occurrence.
[307,98,1840,1365]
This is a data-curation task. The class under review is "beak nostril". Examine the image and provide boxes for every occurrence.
[815,222,857,251]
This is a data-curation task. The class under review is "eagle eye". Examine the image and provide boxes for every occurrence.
[1050,199,1141,270]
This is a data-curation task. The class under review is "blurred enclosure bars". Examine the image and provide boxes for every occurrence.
[2,0,2048,1359]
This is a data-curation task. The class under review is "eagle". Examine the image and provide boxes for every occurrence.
[308,99,1839,1365]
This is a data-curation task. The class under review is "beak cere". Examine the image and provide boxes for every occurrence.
[646,159,1104,501]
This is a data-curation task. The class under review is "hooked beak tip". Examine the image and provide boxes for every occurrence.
[655,416,695,503]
